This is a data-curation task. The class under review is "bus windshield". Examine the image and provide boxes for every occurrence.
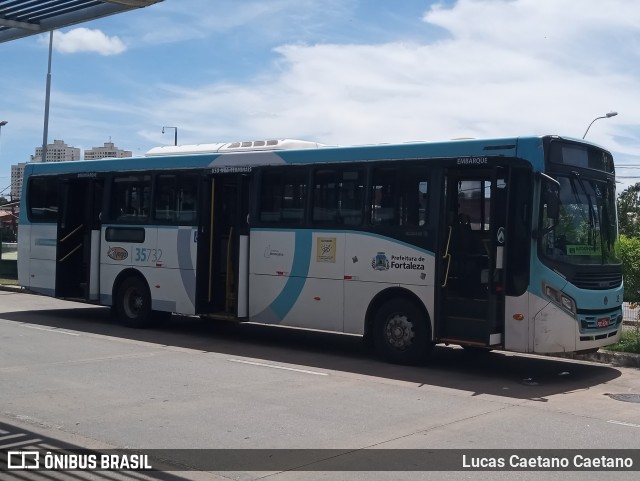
[540,174,619,266]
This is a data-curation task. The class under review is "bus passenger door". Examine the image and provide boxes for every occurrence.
[196,173,250,317]
[436,168,507,347]
[55,177,103,300]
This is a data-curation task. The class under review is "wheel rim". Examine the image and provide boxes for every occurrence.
[123,286,144,318]
[384,312,415,351]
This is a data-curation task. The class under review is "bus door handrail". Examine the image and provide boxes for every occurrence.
[441,225,452,287]
[59,243,83,263]
[59,224,84,243]
[225,226,236,313]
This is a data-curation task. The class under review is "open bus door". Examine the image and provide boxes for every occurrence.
[196,173,250,318]
[436,166,508,348]
[55,176,103,300]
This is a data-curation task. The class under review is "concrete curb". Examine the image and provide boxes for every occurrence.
[0,284,22,293]
[550,350,640,368]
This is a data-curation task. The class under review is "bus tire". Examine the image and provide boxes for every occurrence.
[115,276,152,328]
[373,299,432,365]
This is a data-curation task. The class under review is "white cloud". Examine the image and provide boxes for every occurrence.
[138,0,354,45]
[51,28,127,56]
[141,0,640,165]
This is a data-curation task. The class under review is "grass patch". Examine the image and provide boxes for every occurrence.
[0,277,18,285]
[605,327,640,354]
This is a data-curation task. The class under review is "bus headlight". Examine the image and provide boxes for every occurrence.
[561,295,575,313]
[543,282,576,316]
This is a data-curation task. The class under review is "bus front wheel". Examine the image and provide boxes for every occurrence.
[373,299,432,365]
[115,276,152,328]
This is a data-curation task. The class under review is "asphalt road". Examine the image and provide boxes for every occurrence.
[1,290,640,481]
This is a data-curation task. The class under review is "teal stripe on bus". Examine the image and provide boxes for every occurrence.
[254,230,312,324]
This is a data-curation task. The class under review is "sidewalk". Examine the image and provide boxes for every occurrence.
[552,349,640,368]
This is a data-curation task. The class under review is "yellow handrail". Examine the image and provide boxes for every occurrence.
[208,180,215,303]
[59,243,82,263]
[59,224,84,243]
[441,225,452,288]
[225,226,236,313]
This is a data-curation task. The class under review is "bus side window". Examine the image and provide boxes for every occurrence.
[370,165,429,228]
[111,175,151,223]
[370,167,398,226]
[27,176,59,223]
[417,180,429,226]
[154,175,175,222]
[312,168,364,226]
[400,169,429,227]
[259,169,307,224]
[153,174,198,225]
[177,175,197,223]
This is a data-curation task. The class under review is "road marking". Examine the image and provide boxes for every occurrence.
[23,325,80,336]
[227,359,328,376]
[607,420,640,429]
[0,437,42,449]
[0,433,26,442]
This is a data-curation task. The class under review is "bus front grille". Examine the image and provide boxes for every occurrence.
[572,271,622,290]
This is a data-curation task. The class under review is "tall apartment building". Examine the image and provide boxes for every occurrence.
[10,139,81,201]
[10,139,133,201]
[34,139,80,162]
[10,162,26,201]
[84,141,132,160]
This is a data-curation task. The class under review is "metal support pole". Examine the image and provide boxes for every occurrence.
[0,120,7,158]
[42,30,53,162]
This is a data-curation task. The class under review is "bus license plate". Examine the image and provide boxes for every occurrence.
[596,318,609,328]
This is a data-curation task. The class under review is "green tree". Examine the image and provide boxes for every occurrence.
[617,182,640,237]
[619,234,640,302]
[0,196,7,205]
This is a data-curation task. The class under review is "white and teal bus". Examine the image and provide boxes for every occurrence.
[18,135,623,364]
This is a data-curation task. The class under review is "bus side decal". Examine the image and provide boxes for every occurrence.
[177,227,196,308]
[253,230,312,324]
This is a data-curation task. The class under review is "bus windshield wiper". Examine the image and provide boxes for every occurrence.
[568,173,594,244]
[568,175,590,227]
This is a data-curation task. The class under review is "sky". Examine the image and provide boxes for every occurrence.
[1,0,640,197]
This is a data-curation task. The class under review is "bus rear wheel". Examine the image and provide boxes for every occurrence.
[373,299,432,365]
[115,276,152,328]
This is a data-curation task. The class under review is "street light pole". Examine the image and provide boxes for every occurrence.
[42,30,54,162]
[0,121,7,156]
[0,120,6,259]
[162,126,178,146]
[582,111,618,139]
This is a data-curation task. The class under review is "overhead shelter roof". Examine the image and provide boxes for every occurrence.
[0,0,163,43]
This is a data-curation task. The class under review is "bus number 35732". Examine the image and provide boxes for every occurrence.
[134,248,163,263]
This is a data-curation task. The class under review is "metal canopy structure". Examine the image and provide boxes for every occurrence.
[0,0,164,43]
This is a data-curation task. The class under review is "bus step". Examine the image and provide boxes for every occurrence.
[445,299,488,318]
[201,312,239,321]
[442,317,486,340]
[447,315,487,323]
[61,297,93,304]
